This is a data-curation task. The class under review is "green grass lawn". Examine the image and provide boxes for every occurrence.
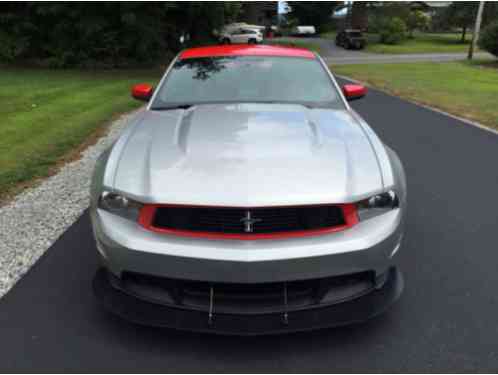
[365,32,472,54]
[332,60,498,130]
[319,31,471,54]
[266,39,322,54]
[319,31,337,39]
[0,68,159,199]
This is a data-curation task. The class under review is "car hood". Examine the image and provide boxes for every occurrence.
[112,104,383,206]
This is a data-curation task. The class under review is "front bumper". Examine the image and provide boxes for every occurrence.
[93,267,402,335]
[91,205,404,334]
[91,208,403,284]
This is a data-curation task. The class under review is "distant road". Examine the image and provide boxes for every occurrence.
[273,36,494,65]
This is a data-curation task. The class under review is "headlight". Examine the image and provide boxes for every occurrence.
[98,191,143,221]
[357,190,399,221]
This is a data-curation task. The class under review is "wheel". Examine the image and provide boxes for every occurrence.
[222,38,230,45]
[248,38,257,44]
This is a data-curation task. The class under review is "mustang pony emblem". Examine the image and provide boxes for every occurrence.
[240,211,262,233]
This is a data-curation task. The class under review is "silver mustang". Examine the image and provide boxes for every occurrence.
[91,45,406,335]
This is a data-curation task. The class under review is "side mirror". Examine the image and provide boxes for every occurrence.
[131,83,153,102]
[342,84,367,101]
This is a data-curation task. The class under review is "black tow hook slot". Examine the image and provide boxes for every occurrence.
[283,282,289,325]
[375,270,389,290]
[208,285,214,325]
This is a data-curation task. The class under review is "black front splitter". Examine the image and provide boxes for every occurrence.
[93,267,403,336]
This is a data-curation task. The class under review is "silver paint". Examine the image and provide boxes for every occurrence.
[90,56,407,283]
[110,104,385,206]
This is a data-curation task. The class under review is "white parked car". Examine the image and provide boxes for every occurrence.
[293,25,317,36]
[220,28,263,44]
[222,22,265,34]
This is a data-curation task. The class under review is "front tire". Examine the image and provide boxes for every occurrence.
[222,38,230,45]
[248,38,257,44]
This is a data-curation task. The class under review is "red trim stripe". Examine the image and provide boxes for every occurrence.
[180,45,316,60]
[138,203,358,241]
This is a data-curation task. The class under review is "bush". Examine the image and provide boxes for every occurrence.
[379,17,407,45]
[479,21,498,57]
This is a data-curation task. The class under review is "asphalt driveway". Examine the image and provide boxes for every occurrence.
[1,79,497,372]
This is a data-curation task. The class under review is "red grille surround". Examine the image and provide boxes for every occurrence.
[138,203,359,240]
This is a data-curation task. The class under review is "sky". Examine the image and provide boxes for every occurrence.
[278,1,348,16]
[278,1,288,14]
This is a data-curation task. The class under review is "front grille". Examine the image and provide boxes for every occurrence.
[151,205,346,235]
[118,271,376,314]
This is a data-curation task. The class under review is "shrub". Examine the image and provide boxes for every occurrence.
[379,17,407,45]
[478,21,498,58]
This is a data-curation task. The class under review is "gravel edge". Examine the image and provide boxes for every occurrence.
[0,109,142,298]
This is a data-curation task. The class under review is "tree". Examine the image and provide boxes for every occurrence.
[442,2,478,42]
[379,17,407,45]
[287,2,341,32]
[406,10,430,38]
[364,2,410,33]
[224,2,244,24]
[0,2,241,68]
[478,20,498,58]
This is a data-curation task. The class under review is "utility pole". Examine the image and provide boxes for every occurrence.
[468,1,485,60]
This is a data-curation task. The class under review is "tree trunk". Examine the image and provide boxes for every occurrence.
[461,26,467,43]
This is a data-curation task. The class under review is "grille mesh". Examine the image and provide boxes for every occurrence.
[152,205,345,235]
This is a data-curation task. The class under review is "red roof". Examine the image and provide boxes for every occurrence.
[180,44,316,60]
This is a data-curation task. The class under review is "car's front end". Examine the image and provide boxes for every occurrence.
[91,45,406,335]
[91,196,404,335]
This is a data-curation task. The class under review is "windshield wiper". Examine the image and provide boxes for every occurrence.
[151,104,193,111]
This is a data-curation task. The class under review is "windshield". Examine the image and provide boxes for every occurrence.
[151,56,343,109]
